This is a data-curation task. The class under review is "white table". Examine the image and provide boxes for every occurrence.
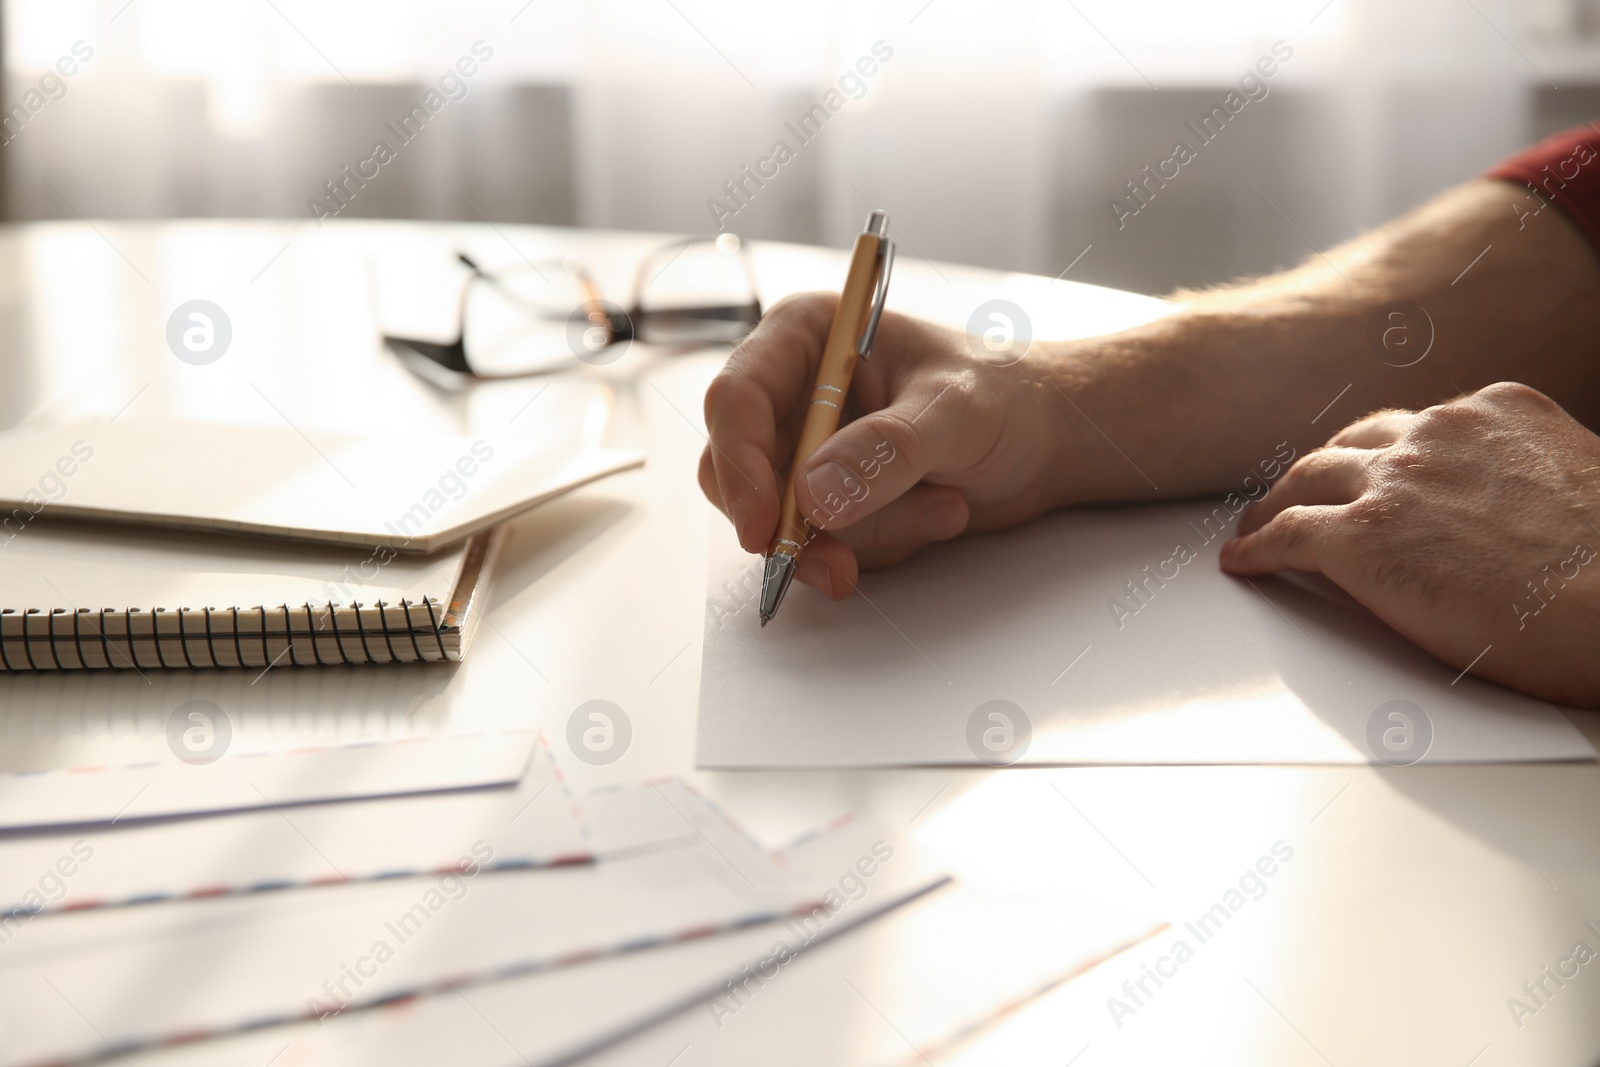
[1,219,1596,1067]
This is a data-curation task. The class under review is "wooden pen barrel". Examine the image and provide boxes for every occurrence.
[770,230,885,557]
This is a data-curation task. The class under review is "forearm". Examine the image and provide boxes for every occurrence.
[1039,178,1600,504]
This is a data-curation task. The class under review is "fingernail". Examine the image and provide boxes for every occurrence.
[797,556,830,592]
[921,496,966,540]
[805,461,857,523]
[730,500,749,544]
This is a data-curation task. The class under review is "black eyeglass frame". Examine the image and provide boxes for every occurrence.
[382,236,764,380]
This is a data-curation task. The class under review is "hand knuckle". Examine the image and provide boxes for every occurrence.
[1276,502,1311,524]
[1270,504,1313,538]
[1326,426,1358,446]
[1277,450,1324,487]
[702,372,734,416]
[1413,400,1477,434]
[1476,380,1552,409]
[861,410,924,471]
[1273,460,1306,491]
[706,370,764,422]
[1300,446,1343,471]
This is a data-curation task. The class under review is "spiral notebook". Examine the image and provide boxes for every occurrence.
[0,519,502,671]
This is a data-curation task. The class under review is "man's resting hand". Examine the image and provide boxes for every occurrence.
[1223,382,1600,705]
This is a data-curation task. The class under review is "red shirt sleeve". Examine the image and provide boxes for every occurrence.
[1485,125,1600,252]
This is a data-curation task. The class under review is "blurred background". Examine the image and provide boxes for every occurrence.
[4,0,1598,296]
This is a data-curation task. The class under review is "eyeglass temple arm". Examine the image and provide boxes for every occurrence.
[378,254,483,375]
[458,252,525,310]
[625,236,764,319]
[449,248,753,351]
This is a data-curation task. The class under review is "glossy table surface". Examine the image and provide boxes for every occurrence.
[1,218,1597,1067]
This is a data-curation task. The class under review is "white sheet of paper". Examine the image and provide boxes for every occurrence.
[579,884,1162,1067]
[100,923,826,1067]
[0,730,538,830]
[58,816,965,1067]
[0,420,642,553]
[0,786,807,1067]
[699,504,1596,767]
[0,740,602,915]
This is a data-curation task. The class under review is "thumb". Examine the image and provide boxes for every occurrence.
[792,386,972,533]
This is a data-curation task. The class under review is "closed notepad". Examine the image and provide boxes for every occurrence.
[0,520,501,672]
[0,420,642,553]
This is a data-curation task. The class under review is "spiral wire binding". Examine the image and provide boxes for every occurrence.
[0,599,461,671]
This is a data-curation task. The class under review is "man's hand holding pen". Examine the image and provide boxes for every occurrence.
[697,292,1079,603]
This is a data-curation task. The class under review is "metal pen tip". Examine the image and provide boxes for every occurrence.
[758,552,797,627]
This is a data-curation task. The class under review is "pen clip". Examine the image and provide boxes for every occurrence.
[857,237,894,360]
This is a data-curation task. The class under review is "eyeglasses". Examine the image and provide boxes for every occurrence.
[383,233,763,379]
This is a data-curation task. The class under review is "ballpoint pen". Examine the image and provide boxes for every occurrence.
[759,211,895,626]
